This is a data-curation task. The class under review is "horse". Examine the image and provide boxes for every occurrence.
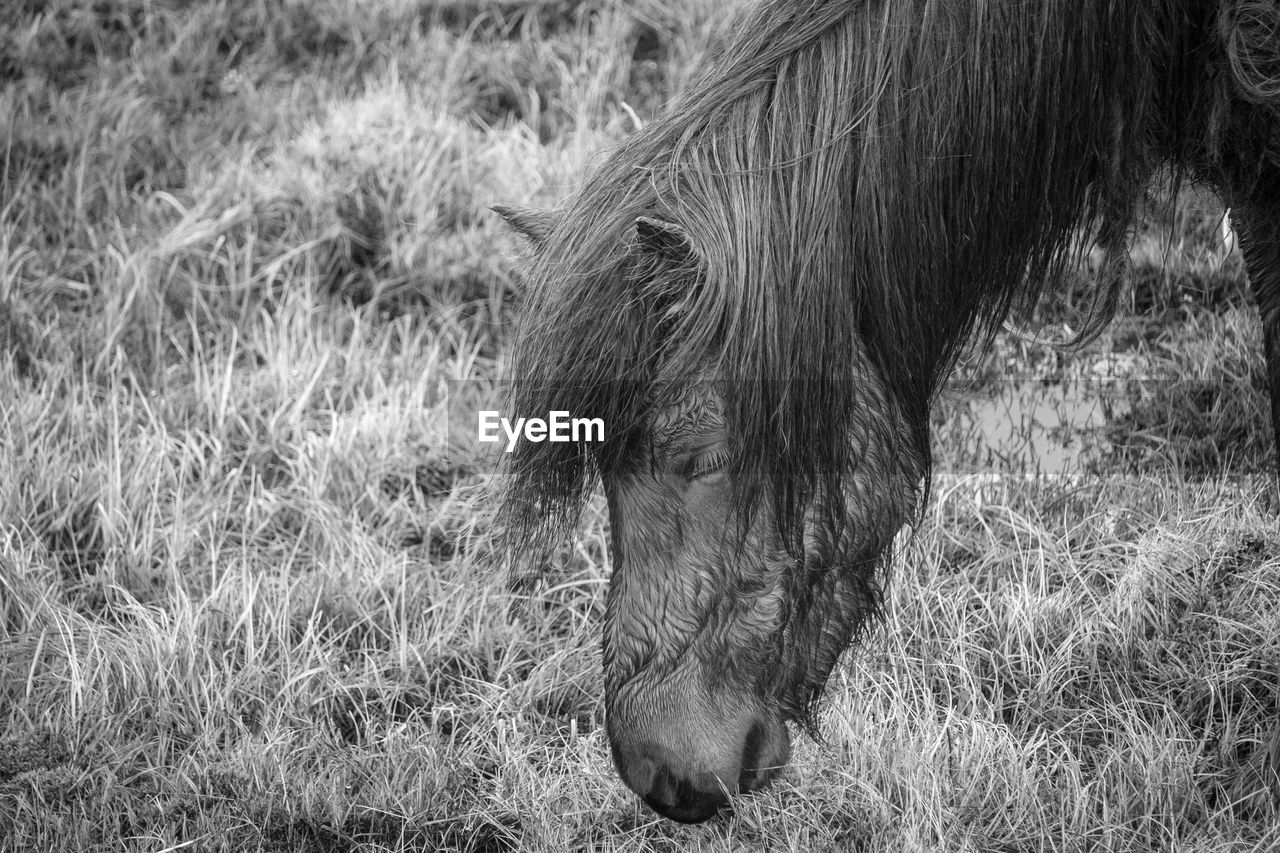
[494,0,1280,824]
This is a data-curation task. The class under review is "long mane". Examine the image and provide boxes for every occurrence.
[500,0,1272,562]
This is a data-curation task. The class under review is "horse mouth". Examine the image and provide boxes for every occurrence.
[641,763,784,824]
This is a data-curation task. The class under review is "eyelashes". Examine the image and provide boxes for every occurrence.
[688,448,731,479]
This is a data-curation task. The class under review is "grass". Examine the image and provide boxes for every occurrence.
[2,0,1279,850]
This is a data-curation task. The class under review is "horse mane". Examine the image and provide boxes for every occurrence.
[500,0,1275,564]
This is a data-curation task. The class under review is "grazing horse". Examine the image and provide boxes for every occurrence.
[495,0,1280,824]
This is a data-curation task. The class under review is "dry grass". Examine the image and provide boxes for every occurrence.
[3,1,1280,850]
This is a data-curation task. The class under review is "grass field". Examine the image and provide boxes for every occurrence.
[3,1,1280,850]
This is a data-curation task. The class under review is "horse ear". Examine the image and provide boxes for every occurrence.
[635,215,693,260]
[492,204,557,245]
[635,216,700,323]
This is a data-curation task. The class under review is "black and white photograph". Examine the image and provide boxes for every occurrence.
[3,0,1279,849]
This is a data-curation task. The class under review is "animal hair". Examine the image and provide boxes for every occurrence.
[500,0,1280,566]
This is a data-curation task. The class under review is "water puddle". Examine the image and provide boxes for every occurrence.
[934,380,1132,477]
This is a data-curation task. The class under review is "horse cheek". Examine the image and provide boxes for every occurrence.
[602,481,714,690]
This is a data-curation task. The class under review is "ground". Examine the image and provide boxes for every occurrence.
[2,1,1278,850]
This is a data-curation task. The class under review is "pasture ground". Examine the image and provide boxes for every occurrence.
[2,0,1279,850]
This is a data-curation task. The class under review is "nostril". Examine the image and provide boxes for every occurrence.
[645,765,678,811]
[740,720,766,773]
[612,740,661,798]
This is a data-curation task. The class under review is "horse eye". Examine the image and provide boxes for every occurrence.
[688,448,730,480]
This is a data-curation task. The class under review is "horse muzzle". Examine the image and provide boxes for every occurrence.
[607,711,791,823]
